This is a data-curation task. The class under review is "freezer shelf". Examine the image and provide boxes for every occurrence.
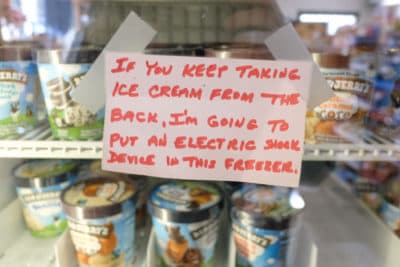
[2,175,399,267]
[298,176,400,267]
[0,124,398,161]
[1,140,399,161]
[0,231,57,267]
[0,199,151,267]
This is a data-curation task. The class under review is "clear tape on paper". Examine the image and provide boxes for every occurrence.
[71,12,156,113]
[265,23,334,108]
[73,9,331,116]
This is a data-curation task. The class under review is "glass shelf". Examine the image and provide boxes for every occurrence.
[0,124,398,161]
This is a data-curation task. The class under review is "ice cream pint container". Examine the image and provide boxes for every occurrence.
[307,53,372,143]
[61,176,137,267]
[381,179,400,237]
[37,48,103,140]
[81,160,148,228]
[0,46,41,138]
[14,159,78,238]
[147,181,224,267]
[231,185,304,267]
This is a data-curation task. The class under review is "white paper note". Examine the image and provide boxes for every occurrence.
[102,53,312,187]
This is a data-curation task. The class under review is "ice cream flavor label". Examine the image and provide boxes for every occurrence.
[38,63,104,140]
[66,194,136,267]
[233,222,288,267]
[15,159,77,178]
[16,180,73,238]
[152,215,219,267]
[314,94,359,121]
[67,206,136,267]
[150,182,221,212]
[0,61,38,138]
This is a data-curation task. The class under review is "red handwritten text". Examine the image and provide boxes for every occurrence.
[146,61,173,76]
[209,88,254,103]
[109,133,139,148]
[182,156,216,169]
[149,85,202,100]
[107,151,155,165]
[267,119,289,133]
[112,82,139,97]
[169,110,198,126]
[207,115,258,130]
[225,158,297,173]
[174,136,256,151]
[235,65,300,80]
[111,57,135,73]
[148,134,167,147]
[260,93,300,106]
[182,63,228,78]
[111,108,158,123]
[264,139,300,151]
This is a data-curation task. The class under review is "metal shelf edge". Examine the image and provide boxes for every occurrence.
[0,140,103,159]
[0,141,398,161]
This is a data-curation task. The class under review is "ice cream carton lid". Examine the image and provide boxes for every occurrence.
[145,43,200,56]
[312,53,350,69]
[204,43,274,60]
[61,176,137,219]
[148,181,224,223]
[84,160,147,191]
[36,47,101,64]
[231,185,304,230]
[14,159,78,188]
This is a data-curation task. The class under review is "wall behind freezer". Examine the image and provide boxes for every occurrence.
[277,0,373,23]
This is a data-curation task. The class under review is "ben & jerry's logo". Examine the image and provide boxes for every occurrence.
[190,218,219,240]
[0,70,28,84]
[232,223,276,248]
[326,77,371,95]
[22,191,60,203]
[68,221,112,238]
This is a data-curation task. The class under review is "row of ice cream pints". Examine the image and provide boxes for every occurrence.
[13,159,304,267]
[0,43,385,143]
[0,46,102,140]
[336,162,400,238]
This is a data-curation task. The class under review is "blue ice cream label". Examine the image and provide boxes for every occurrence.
[233,222,288,267]
[37,63,104,140]
[152,215,220,267]
[0,61,39,138]
[67,201,136,267]
[381,200,400,236]
[16,179,75,238]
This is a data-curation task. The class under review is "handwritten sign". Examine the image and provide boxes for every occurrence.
[102,53,312,187]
